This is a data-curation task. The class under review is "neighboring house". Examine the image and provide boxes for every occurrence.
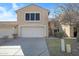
[48,19,61,37]
[60,22,77,37]
[49,15,78,38]
[0,4,49,38]
[59,13,78,38]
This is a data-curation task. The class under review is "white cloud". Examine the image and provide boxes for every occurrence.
[48,8,55,18]
[48,9,55,18]
[0,3,20,21]
[12,3,19,10]
[48,14,53,18]
[48,14,55,18]
[0,7,6,15]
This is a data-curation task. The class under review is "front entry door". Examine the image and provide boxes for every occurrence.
[74,27,77,37]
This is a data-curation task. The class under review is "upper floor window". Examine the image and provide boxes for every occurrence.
[26,13,30,20]
[31,13,35,20]
[36,13,40,20]
[25,13,40,21]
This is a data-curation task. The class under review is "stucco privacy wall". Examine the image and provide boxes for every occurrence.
[16,4,49,37]
[0,27,14,38]
[0,22,17,38]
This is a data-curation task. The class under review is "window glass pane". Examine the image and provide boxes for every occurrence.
[25,13,30,20]
[25,13,40,21]
[36,13,40,20]
[31,13,35,20]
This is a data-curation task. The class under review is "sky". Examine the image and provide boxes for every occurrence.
[0,3,63,21]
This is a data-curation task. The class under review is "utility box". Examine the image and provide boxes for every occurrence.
[66,44,71,53]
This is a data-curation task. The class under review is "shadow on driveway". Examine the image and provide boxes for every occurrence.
[0,38,49,56]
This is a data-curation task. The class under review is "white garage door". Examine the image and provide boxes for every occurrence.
[20,27,44,37]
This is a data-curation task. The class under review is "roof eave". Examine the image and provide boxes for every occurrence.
[16,4,50,13]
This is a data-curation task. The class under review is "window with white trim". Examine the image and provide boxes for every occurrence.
[25,13,40,21]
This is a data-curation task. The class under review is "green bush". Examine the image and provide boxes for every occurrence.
[56,31,64,38]
[13,34,18,38]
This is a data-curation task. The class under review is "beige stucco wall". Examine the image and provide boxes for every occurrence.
[17,5,49,37]
[61,24,71,37]
[0,22,18,38]
[0,27,14,38]
[61,24,76,37]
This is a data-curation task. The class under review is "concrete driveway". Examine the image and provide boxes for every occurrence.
[0,38,49,56]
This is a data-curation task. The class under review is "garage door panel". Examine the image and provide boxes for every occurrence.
[20,27,44,37]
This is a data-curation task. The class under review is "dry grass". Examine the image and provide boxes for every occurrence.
[46,38,72,56]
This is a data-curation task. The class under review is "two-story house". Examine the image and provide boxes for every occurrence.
[0,4,49,38]
[16,4,49,38]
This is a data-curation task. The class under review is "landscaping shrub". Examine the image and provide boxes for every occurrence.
[56,31,64,38]
[13,34,18,38]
